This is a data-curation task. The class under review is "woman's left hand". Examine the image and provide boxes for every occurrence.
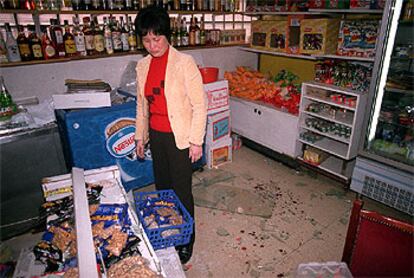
[189,144,203,163]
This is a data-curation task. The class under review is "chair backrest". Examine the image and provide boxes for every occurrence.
[342,199,414,277]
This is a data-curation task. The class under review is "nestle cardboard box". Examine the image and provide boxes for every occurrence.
[206,109,231,145]
[206,137,232,169]
[204,80,229,115]
[53,91,111,109]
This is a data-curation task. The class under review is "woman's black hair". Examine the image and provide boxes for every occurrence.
[135,6,171,41]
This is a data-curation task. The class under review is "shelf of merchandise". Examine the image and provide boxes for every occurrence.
[295,82,368,180]
[244,11,327,16]
[308,8,383,14]
[0,9,244,15]
[300,125,350,144]
[0,43,248,67]
[239,47,377,62]
[385,87,414,95]
[297,156,354,181]
[239,46,318,60]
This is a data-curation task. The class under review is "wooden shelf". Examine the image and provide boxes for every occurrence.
[316,54,375,62]
[309,8,383,14]
[239,47,318,60]
[0,8,244,15]
[0,44,248,67]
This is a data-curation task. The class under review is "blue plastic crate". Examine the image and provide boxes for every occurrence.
[134,190,194,250]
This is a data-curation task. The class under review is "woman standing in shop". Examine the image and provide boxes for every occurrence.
[134,6,207,264]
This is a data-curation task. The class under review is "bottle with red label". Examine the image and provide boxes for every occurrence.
[41,26,57,60]
[50,19,66,58]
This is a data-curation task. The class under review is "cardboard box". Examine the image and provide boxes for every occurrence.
[53,92,111,109]
[266,20,288,52]
[300,18,340,55]
[206,137,232,169]
[336,20,380,58]
[286,15,314,54]
[220,29,246,45]
[206,109,231,145]
[204,80,229,115]
[251,20,271,49]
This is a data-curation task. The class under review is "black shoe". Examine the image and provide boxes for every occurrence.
[176,243,193,264]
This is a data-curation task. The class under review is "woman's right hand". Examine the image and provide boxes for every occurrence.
[135,140,145,159]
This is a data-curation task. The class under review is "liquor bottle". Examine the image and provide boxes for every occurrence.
[101,0,107,9]
[200,15,206,45]
[195,0,201,10]
[173,0,179,10]
[120,17,129,52]
[4,23,21,62]
[194,17,201,45]
[188,17,196,46]
[125,0,132,9]
[127,16,137,51]
[83,17,95,55]
[28,25,43,60]
[63,20,77,57]
[107,0,115,9]
[60,0,73,10]
[132,0,139,10]
[113,0,124,10]
[176,17,182,46]
[50,19,66,58]
[170,17,177,46]
[111,18,123,52]
[35,0,46,10]
[23,0,36,9]
[91,0,101,9]
[179,0,185,10]
[72,17,87,56]
[8,0,20,8]
[0,76,17,121]
[41,25,57,59]
[0,32,8,63]
[181,18,189,46]
[84,0,91,9]
[93,16,105,55]
[185,0,192,10]
[209,0,213,11]
[17,26,32,61]
[48,0,59,10]
[72,0,83,10]
[103,17,114,54]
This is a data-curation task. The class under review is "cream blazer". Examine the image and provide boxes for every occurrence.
[134,46,207,149]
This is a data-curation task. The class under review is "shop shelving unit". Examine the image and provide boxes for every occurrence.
[295,82,368,181]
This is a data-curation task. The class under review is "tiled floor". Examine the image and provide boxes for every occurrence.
[1,145,411,277]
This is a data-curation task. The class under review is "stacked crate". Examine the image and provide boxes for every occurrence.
[204,80,232,169]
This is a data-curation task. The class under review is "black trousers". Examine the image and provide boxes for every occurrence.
[149,129,195,219]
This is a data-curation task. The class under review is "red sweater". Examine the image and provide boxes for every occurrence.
[144,48,172,132]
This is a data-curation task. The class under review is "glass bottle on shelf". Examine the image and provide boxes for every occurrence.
[50,19,66,58]
[41,25,57,60]
[176,17,181,47]
[113,0,124,10]
[23,0,36,9]
[0,76,17,122]
[83,17,95,55]
[60,0,73,10]
[28,25,43,60]
[120,16,129,52]
[4,23,21,63]
[200,15,206,45]
[111,18,123,52]
[17,25,32,61]
[132,0,139,9]
[84,0,92,9]
[93,16,105,55]
[181,18,189,46]
[48,0,59,10]
[194,16,200,45]
[35,0,46,10]
[125,0,132,9]
[107,0,115,10]
[72,16,87,56]
[195,0,201,10]
[189,16,196,46]
[0,32,8,63]
[72,0,83,10]
[127,16,137,51]
[173,0,179,10]
[103,17,114,54]
[91,0,101,9]
[63,20,77,57]
[170,17,177,47]
[101,0,107,9]
[8,0,20,9]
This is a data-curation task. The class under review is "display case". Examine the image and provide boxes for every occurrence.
[351,0,413,215]
[295,82,368,181]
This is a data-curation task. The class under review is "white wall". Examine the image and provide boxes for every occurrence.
[0,46,258,102]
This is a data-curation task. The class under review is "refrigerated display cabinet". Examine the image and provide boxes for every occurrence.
[351,0,414,215]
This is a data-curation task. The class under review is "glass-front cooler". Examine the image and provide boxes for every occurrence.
[351,0,414,215]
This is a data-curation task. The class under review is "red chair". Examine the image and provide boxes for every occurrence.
[342,199,414,277]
